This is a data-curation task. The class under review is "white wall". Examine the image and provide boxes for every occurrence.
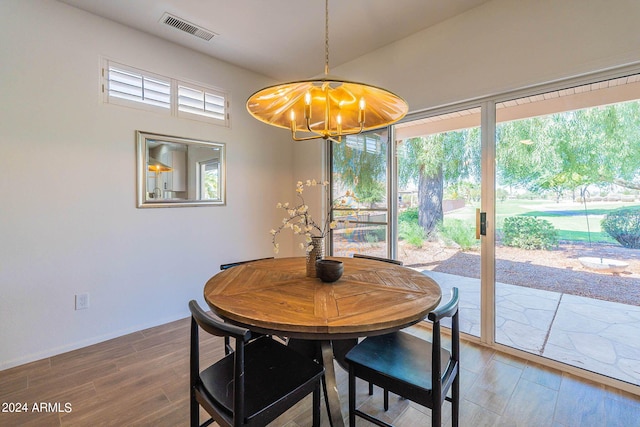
[0,0,294,369]
[332,0,640,112]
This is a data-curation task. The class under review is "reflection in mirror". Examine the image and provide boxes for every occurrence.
[136,131,226,208]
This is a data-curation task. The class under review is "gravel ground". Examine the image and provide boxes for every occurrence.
[399,241,640,306]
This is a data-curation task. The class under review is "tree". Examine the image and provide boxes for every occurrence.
[398,128,480,234]
[497,101,640,196]
[332,132,387,208]
[496,116,559,193]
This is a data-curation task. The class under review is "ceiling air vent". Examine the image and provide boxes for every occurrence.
[160,13,216,41]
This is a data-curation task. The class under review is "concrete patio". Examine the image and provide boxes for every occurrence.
[421,270,640,386]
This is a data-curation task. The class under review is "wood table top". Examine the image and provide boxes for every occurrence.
[203,257,442,339]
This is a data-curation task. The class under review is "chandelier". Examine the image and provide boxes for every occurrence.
[246,0,408,143]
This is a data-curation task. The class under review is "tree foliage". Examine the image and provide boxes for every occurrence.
[332,100,640,238]
[398,128,480,233]
[497,101,640,196]
[332,133,387,207]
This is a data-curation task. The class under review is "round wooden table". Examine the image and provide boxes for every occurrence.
[204,256,442,427]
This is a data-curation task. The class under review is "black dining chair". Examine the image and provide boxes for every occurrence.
[345,287,460,427]
[352,253,404,265]
[189,300,324,427]
[341,254,404,397]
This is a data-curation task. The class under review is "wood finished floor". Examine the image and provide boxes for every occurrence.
[1,317,639,427]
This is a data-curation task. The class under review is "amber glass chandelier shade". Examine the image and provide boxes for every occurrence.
[246,77,407,141]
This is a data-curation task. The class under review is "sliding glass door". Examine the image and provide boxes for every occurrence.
[394,108,483,337]
[494,75,640,385]
[328,70,640,388]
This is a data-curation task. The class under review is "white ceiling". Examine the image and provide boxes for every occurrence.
[57,0,490,81]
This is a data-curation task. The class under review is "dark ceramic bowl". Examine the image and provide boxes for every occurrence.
[315,259,344,283]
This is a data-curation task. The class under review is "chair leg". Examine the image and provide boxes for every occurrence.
[190,389,199,427]
[368,382,373,395]
[452,375,460,427]
[384,389,389,411]
[313,383,321,427]
[349,366,356,427]
[432,405,441,427]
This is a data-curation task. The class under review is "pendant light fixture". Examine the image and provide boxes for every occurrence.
[246,0,408,143]
[148,158,172,199]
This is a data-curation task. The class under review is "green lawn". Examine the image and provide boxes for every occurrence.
[444,199,640,245]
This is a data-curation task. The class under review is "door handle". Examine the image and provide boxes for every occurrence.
[476,209,486,239]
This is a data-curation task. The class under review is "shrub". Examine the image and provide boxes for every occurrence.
[601,206,640,249]
[398,207,419,223]
[398,208,425,248]
[502,216,558,250]
[363,228,385,244]
[437,219,479,251]
[399,221,426,248]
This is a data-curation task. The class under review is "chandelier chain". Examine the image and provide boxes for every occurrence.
[325,0,329,75]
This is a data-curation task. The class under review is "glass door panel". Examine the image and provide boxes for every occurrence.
[495,75,640,386]
[395,108,482,337]
[330,129,390,257]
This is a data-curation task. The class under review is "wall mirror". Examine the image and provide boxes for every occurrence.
[136,131,226,208]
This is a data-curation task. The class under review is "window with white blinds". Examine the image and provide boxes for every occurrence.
[103,60,229,126]
[178,84,228,125]
[105,63,171,112]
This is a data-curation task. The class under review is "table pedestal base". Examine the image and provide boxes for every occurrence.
[320,340,346,427]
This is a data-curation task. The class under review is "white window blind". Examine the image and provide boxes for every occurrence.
[178,84,228,125]
[106,64,171,110]
[102,60,229,127]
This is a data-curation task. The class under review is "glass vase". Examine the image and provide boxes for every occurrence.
[306,236,325,277]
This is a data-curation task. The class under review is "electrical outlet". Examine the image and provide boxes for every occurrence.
[75,293,89,310]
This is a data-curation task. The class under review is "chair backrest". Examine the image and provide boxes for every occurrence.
[189,300,252,425]
[427,287,459,406]
[352,253,404,265]
[189,300,323,427]
[189,299,251,340]
[220,257,274,270]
